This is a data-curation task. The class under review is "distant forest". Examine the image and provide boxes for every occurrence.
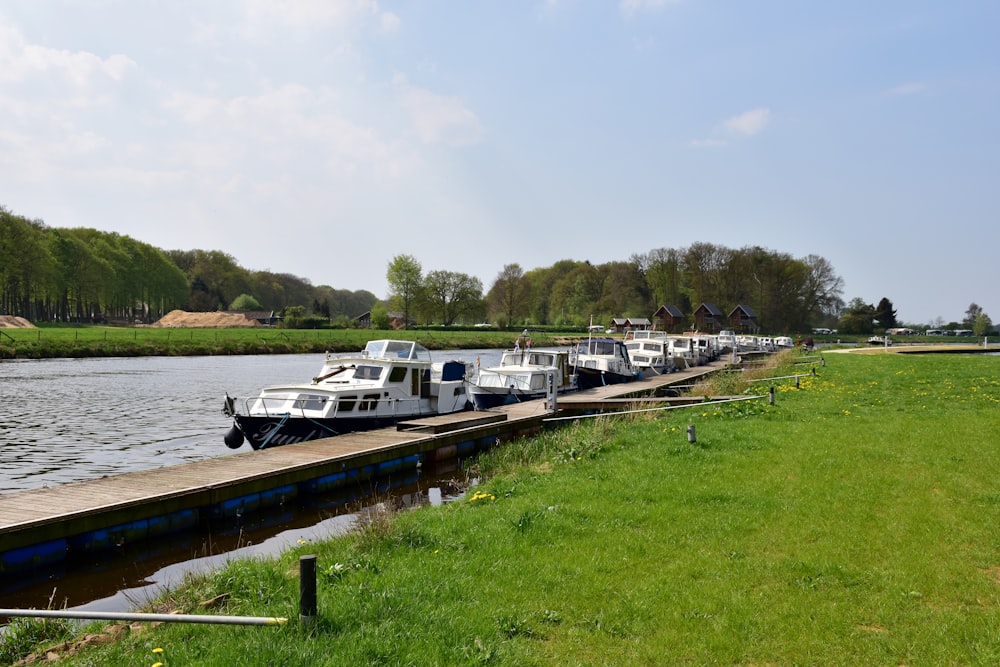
[1,205,846,332]
[0,207,376,325]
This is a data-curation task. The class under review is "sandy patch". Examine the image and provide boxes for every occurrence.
[0,315,36,328]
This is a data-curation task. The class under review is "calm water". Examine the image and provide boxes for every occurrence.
[0,349,503,612]
[0,349,503,493]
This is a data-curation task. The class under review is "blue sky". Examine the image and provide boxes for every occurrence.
[1,1,997,326]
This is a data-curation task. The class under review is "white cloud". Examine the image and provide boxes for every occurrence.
[722,108,770,136]
[0,16,137,86]
[393,75,484,146]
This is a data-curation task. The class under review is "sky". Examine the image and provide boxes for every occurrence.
[1,1,997,326]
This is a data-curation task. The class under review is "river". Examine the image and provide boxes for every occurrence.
[0,348,506,613]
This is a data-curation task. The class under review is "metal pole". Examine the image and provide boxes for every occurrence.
[687,424,696,444]
[300,554,317,625]
[769,386,775,406]
[0,609,286,626]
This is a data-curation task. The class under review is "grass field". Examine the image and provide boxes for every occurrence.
[0,326,558,359]
[3,351,999,665]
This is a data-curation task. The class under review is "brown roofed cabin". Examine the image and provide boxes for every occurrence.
[728,304,759,333]
[692,303,724,332]
[652,305,685,332]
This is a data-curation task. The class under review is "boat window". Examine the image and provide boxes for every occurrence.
[388,366,408,382]
[384,341,414,359]
[337,396,357,412]
[530,353,554,366]
[353,365,383,380]
[643,342,660,351]
[530,375,545,390]
[358,393,380,411]
[292,394,327,411]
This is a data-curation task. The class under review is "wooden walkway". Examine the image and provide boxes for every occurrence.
[0,358,728,573]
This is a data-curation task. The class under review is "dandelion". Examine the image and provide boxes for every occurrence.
[153,648,164,654]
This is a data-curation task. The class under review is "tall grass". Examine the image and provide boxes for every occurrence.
[10,352,1000,665]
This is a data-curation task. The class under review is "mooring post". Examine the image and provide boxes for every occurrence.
[769,386,775,406]
[795,375,800,389]
[300,554,317,626]
[687,424,696,444]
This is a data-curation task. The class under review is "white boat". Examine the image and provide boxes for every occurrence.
[467,346,577,409]
[774,336,795,349]
[223,339,473,450]
[666,336,699,368]
[716,330,737,353]
[570,337,639,389]
[623,331,676,375]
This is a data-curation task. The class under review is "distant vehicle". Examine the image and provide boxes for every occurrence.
[588,325,604,333]
[474,322,493,328]
[925,329,944,335]
[812,328,832,335]
[953,329,973,336]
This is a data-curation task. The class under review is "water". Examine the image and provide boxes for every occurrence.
[0,349,504,493]
[0,348,504,612]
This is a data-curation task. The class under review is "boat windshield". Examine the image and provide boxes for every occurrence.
[363,340,429,362]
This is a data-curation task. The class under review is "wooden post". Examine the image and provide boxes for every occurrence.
[300,554,317,625]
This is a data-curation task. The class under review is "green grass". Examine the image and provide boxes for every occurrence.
[0,327,563,359]
[7,352,1000,665]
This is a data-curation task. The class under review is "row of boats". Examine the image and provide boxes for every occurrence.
[222,332,793,450]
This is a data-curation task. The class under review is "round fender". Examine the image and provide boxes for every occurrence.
[224,425,245,449]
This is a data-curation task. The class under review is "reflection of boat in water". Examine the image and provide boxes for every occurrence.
[467,345,577,410]
[223,340,473,450]
[570,337,639,389]
[623,331,676,375]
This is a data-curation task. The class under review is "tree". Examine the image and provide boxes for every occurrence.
[874,297,897,330]
[422,270,483,325]
[963,303,983,328]
[486,263,528,327]
[229,293,262,311]
[386,255,422,328]
[973,311,992,336]
[839,298,876,334]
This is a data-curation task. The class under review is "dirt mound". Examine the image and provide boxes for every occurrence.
[152,310,262,328]
[0,315,36,328]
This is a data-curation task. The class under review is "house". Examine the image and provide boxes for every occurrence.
[624,317,651,331]
[692,303,725,332]
[652,305,685,332]
[238,310,280,326]
[606,317,628,333]
[728,304,758,333]
[355,311,372,329]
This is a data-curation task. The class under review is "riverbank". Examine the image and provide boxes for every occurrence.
[7,351,998,665]
[0,326,573,360]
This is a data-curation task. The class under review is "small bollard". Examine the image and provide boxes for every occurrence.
[300,554,317,626]
[769,385,775,406]
[687,424,696,444]
[795,375,800,389]
[821,356,826,367]
[812,367,816,376]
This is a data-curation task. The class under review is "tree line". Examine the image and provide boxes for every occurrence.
[0,207,376,324]
[387,243,847,333]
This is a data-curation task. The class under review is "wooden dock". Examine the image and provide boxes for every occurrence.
[0,359,728,574]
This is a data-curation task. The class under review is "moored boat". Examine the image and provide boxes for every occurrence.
[223,339,473,449]
[467,346,577,409]
[623,330,676,375]
[570,337,639,389]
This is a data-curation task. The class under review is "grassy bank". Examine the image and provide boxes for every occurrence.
[0,327,566,359]
[5,352,1000,665]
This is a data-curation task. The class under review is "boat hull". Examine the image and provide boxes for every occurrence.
[233,413,424,450]
[574,367,635,390]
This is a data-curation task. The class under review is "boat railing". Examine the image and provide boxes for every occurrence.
[240,392,427,420]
